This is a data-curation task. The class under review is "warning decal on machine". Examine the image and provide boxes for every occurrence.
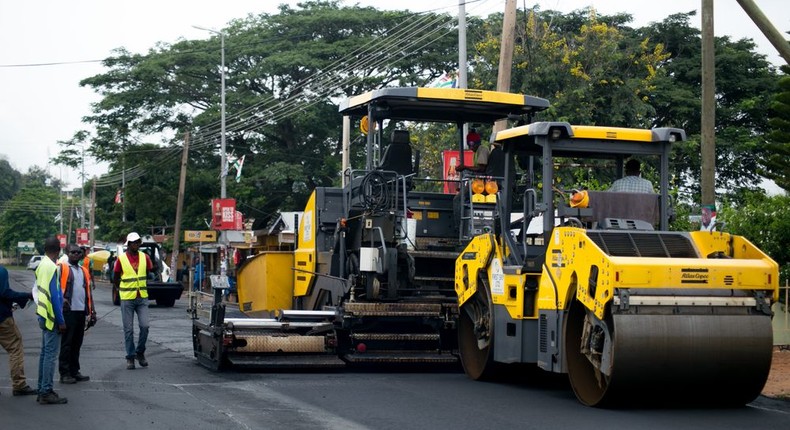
[491,257,505,296]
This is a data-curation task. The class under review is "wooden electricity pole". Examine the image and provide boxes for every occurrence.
[493,0,517,134]
[701,0,716,207]
[89,178,96,249]
[736,0,790,64]
[170,132,190,277]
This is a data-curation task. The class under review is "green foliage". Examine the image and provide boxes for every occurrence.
[73,1,459,234]
[0,157,22,202]
[472,8,665,127]
[763,65,790,192]
[719,193,790,284]
[0,184,60,251]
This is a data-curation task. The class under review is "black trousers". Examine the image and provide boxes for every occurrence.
[59,310,86,377]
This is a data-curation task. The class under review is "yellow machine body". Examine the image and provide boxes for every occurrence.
[236,252,294,316]
[454,121,779,407]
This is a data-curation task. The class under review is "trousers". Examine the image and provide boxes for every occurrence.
[121,297,149,359]
[0,317,28,390]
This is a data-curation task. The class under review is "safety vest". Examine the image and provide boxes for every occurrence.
[35,258,58,330]
[58,261,93,313]
[118,251,148,300]
[81,256,91,273]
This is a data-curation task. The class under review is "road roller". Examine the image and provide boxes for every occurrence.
[454,122,779,407]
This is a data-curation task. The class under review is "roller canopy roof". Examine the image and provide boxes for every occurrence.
[493,122,686,158]
[338,87,549,124]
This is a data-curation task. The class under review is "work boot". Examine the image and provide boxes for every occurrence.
[126,358,135,370]
[136,353,148,367]
[38,391,68,405]
[60,375,77,384]
[73,373,90,382]
[12,386,37,396]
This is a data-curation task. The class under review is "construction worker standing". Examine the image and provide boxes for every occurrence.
[58,244,96,384]
[35,236,68,404]
[113,232,154,370]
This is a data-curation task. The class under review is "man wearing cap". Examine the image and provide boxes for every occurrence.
[113,232,154,370]
[456,128,489,174]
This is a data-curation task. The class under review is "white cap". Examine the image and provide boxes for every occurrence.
[125,232,141,245]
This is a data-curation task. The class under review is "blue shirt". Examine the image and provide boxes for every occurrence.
[0,265,31,323]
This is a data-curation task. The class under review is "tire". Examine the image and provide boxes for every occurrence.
[156,298,176,307]
[458,274,502,380]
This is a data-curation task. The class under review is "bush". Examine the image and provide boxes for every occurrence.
[719,192,790,287]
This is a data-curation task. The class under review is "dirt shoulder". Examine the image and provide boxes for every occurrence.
[762,347,790,400]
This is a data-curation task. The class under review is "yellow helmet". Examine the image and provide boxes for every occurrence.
[569,190,589,208]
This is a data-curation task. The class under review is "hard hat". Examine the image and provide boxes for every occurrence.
[569,190,589,208]
[125,232,141,245]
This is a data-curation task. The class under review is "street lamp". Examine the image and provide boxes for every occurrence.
[193,25,227,198]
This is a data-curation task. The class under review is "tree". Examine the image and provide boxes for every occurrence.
[640,12,779,202]
[69,1,460,233]
[472,8,664,127]
[0,156,22,202]
[0,183,60,251]
[763,65,790,192]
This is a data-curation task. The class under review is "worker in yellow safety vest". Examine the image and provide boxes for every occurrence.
[35,236,68,404]
[112,232,154,370]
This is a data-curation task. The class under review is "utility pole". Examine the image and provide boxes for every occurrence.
[59,168,63,234]
[736,0,790,64]
[81,147,86,228]
[67,199,74,243]
[458,0,467,89]
[170,132,189,277]
[493,0,517,134]
[701,0,716,207]
[122,148,127,223]
[89,178,96,250]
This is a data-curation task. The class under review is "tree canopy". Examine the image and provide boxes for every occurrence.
[0,2,783,268]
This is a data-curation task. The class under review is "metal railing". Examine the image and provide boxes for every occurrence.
[774,280,789,348]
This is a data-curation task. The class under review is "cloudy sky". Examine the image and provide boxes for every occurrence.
[0,0,786,190]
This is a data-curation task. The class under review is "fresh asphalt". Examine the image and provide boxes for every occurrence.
[1,268,789,430]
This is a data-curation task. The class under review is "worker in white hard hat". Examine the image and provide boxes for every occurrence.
[112,232,154,370]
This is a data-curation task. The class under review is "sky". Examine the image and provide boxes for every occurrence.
[0,0,787,191]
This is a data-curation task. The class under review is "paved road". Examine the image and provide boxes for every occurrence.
[2,268,789,429]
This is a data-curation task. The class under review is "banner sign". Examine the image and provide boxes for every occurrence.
[441,150,474,194]
[17,241,35,252]
[76,228,89,245]
[211,198,237,230]
[184,230,217,242]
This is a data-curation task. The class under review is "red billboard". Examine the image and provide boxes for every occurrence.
[76,228,89,245]
[441,150,474,194]
[211,198,237,230]
[56,234,67,249]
